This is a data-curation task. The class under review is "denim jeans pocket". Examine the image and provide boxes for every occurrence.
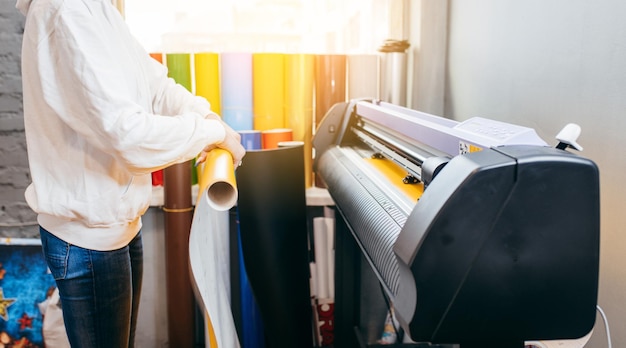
[40,227,70,280]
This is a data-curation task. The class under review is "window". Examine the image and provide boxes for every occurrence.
[124,0,390,54]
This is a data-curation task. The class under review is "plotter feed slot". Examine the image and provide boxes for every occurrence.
[314,100,600,347]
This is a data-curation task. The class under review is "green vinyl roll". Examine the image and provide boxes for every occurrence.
[166,53,192,92]
[236,145,313,348]
[165,53,196,185]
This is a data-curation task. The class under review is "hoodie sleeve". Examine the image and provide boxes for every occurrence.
[35,2,225,175]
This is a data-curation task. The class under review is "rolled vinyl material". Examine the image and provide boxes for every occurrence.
[195,52,221,114]
[285,53,315,187]
[253,53,285,131]
[347,54,379,100]
[313,217,335,300]
[261,128,293,149]
[234,129,266,348]
[164,53,196,347]
[379,51,408,106]
[313,217,329,299]
[239,130,261,150]
[314,54,346,129]
[221,52,254,130]
[163,162,195,348]
[277,140,305,148]
[149,52,163,64]
[196,149,237,211]
[149,52,164,186]
[166,54,197,185]
[236,145,313,348]
[364,157,424,201]
[189,178,240,347]
[166,53,192,91]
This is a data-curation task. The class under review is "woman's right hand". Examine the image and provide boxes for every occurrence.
[197,119,246,167]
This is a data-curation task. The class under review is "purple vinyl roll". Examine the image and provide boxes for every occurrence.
[221,52,253,130]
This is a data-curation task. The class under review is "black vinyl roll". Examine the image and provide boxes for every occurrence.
[236,145,313,348]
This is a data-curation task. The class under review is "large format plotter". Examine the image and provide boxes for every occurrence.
[313,100,600,347]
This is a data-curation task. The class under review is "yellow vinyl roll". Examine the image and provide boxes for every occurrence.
[253,53,285,131]
[195,52,221,115]
[196,149,237,211]
[285,54,315,187]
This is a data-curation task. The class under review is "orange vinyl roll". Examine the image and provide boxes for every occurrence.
[253,53,285,131]
[285,54,314,187]
[194,52,221,114]
[261,128,293,150]
[314,54,346,130]
[149,52,163,64]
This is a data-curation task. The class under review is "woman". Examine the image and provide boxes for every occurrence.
[16,0,245,346]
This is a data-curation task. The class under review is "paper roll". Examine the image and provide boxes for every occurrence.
[221,52,254,130]
[253,53,285,130]
[261,128,293,149]
[347,54,379,100]
[195,52,221,114]
[197,149,238,211]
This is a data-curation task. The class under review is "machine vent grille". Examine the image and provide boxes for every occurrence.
[318,147,406,295]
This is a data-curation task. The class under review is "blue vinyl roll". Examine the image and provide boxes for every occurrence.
[239,130,262,150]
[221,52,253,130]
[236,126,264,347]
[237,226,266,348]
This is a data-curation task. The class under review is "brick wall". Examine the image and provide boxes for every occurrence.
[0,1,38,238]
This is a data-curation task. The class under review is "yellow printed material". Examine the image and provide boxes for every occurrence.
[364,157,424,201]
[195,53,221,114]
[253,53,285,131]
[196,149,238,211]
[285,54,315,187]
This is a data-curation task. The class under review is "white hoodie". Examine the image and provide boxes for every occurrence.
[17,0,226,250]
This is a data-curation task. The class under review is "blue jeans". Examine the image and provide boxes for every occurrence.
[39,227,143,348]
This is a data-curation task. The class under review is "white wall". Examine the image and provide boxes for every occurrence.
[413,1,626,347]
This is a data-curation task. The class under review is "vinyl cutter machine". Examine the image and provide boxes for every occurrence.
[313,100,600,347]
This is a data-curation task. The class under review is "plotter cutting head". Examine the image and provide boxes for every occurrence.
[313,99,600,347]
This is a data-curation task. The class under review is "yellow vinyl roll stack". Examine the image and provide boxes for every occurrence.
[285,54,315,187]
[194,52,221,114]
[253,53,285,130]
